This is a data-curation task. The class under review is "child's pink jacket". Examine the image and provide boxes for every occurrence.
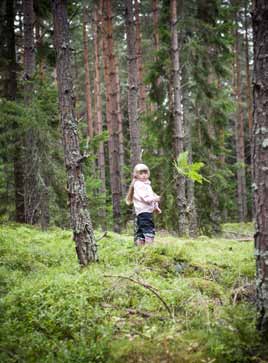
[133,180,160,215]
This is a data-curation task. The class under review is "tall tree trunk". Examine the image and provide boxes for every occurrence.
[35,18,50,230]
[170,0,187,236]
[234,15,247,222]
[83,6,93,140]
[153,0,160,55]
[93,4,106,231]
[244,0,254,216]
[103,0,121,233]
[134,0,146,115]
[151,0,160,113]
[4,0,25,222]
[252,0,268,334]
[115,61,126,195]
[23,0,41,225]
[126,0,141,168]
[51,0,98,265]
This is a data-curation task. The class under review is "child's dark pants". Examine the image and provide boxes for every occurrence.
[135,212,155,245]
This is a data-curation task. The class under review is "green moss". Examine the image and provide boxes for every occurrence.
[0,223,265,363]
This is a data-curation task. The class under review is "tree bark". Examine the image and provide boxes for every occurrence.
[252,0,268,334]
[93,4,107,231]
[170,0,187,236]
[23,0,41,225]
[51,0,98,265]
[126,0,141,168]
[103,0,121,233]
[134,0,146,115]
[244,0,254,209]
[3,0,25,222]
[234,14,247,222]
[115,60,126,195]
[83,6,93,140]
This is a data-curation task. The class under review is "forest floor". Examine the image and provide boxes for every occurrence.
[0,222,268,363]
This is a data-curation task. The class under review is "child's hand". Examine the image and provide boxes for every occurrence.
[154,206,162,214]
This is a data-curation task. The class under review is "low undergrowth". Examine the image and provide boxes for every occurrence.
[0,223,267,363]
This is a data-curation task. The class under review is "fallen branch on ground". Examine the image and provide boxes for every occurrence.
[104,274,173,319]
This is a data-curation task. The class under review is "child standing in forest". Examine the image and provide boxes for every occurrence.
[126,164,161,246]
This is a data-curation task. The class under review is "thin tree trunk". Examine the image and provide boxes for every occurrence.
[35,18,50,230]
[4,0,25,222]
[23,0,41,225]
[134,0,146,114]
[170,0,187,236]
[93,4,107,231]
[244,0,254,213]
[234,15,247,222]
[83,6,93,140]
[252,0,268,334]
[115,61,126,195]
[153,0,160,55]
[126,0,141,168]
[103,0,121,233]
[151,0,160,113]
[51,0,98,265]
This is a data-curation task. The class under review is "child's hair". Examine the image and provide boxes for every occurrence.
[125,164,150,205]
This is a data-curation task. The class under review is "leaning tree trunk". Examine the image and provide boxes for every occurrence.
[252,0,268,334]
[126,0,141,168]
[51,0,97,265]
[170,0,187,236]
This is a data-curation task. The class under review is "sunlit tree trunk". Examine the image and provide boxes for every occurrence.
[103,0,121,232]
[52,0,98,265]
[252,0,268,334]
[126,0,141,168]
[234,15,247,222]
[170,0,187,236]
[93,4,106,230]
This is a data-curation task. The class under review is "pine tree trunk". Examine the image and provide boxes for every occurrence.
[134,0,146,115]
[115,61,126,195]
[23,0,41,225]
[126,0,141,168]
[244,0,254,212]
[4,0,25,222]
[35,17,50,230]
[234,16,247,222]
[103,0,121,233]
[185,114,198,237]
[93,5,106,231]
[51,0,98,265]
[83,6,93,140]
[252,0,268,334]
[170,0,187,236]
[153,0,160,55]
